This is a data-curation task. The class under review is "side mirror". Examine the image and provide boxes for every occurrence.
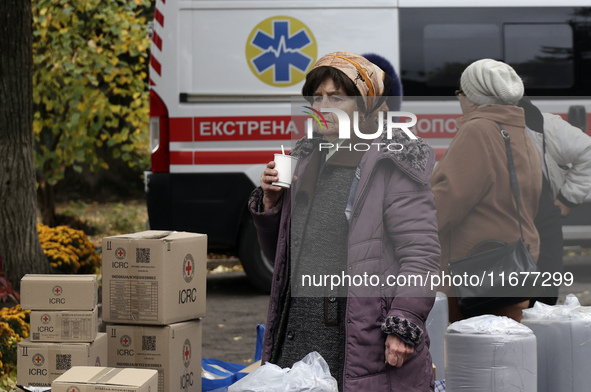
[567,105,587,133]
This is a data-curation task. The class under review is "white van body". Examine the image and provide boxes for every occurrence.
[145,0,591,291]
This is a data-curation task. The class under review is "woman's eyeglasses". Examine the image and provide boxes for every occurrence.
[455,89,464,97]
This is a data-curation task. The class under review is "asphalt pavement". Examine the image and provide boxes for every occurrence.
[202,270,269,365]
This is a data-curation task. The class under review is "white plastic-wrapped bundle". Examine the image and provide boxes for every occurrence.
[426,291,448,379]
[445,315,537,392]
[522,294,591,392]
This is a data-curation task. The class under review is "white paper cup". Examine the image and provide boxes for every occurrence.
[272,153,298,188]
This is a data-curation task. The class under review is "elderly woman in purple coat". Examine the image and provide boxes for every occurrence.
[249,51,441,391]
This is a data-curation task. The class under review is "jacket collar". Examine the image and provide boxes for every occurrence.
[290,128,435,186]
[371,128,435,185]
[292,133,366,198]
[456,104,525,130]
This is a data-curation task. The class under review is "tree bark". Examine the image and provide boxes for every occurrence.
[37,181,57,227]
[0,0,51,290]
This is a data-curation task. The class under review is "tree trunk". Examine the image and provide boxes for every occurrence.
[0,0,52,290]
[37,180,57,227]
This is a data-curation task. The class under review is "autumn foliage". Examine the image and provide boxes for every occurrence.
[32,0,151,202]
[37,223,101,274]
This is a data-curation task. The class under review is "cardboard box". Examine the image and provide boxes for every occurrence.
[242,360,261,374]
[21,274,98,311]
[102,230,207,325]
[107,320,202,392]
[30,307,99,342]
[17,333,107,387]
[52,366,158,392]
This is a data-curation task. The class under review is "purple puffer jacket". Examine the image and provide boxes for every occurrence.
[249,130,441,391]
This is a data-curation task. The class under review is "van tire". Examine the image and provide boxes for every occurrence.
[239,217,274,293]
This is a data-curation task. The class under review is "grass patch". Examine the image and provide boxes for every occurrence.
[53,199,243,267]
[56,199,148,246]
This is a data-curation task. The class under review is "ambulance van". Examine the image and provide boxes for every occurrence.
[145,0,591,291]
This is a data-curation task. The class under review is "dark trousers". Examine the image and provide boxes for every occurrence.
[532,176,563,305]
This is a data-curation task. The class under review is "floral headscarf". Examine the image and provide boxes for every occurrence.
[310,51,390,115]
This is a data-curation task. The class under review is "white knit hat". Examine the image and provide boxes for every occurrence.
[460,59,524,106]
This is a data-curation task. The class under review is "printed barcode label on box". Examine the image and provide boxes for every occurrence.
[136,248,150,263]
[109,280,159,321]
[157,368,164,392]
[142,335,156,351]
[32,333,39,340]
[61,317,92,340]
[56,353,72,370]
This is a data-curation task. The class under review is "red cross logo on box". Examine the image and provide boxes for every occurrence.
[183,339,191,368]
[121,335,132,347]
[41,314,51,324]
[32,354,45,366]
[183,254,195,283]
[53,286,62,296]
[115,247,126,260]
[67,387,81,392]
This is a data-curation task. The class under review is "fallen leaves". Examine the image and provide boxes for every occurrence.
[208,264,244,274]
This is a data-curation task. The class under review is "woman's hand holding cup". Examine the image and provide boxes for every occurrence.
[261,151,298,212]
[261,161,285,212]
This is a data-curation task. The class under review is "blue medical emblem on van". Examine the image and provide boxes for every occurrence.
[246,16,317,87]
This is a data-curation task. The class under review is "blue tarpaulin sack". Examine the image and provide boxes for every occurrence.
[254,324,265,362]
[202,358,246,391]
[202,324,266,392]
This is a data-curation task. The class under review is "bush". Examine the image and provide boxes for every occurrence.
[32,0,151,188]
[103,202,145,233]
[0,272,19,305]
[37,223,101,274]
[0,305,30,378]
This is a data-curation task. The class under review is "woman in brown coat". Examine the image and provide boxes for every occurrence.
[431,59,542,323]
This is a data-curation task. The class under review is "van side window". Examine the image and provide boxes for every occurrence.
[505,24,574,88]
[425,24,500,87]
[400,7,591,97]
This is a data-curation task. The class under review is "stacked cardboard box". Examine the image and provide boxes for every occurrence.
[101,230,207,392]
[18,275,107,387]
[52,366,158,392]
